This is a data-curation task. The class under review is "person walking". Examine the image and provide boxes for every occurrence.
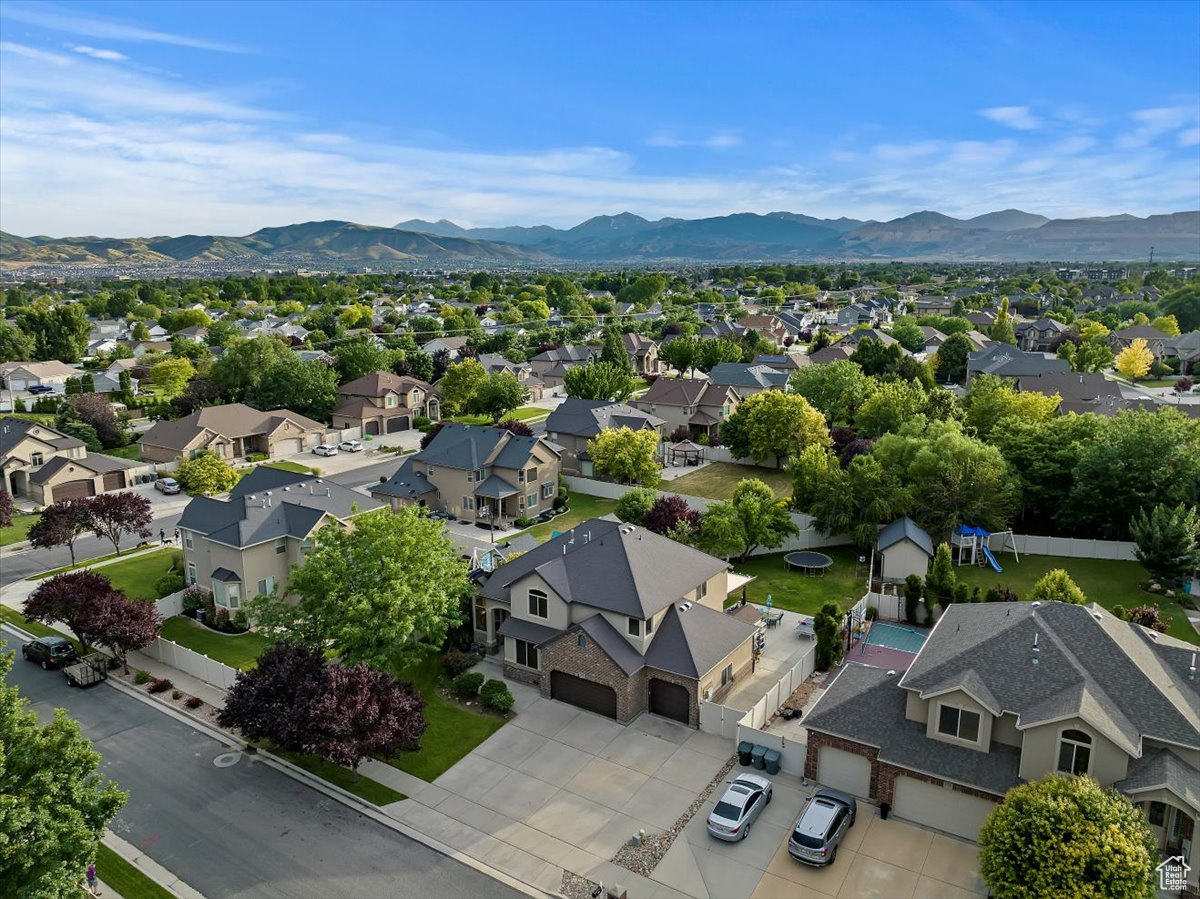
[159,528,167,545]
[86,861,101,896]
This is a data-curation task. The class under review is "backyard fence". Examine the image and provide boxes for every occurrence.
[860,590,904,621]
[699,642,815,750]
[153,589,186,620]
[140,638,239,692]
[1007,534,1138,562]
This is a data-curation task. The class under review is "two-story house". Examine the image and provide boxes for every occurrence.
[528,346,598,390]
[706,362,790,397]
[1110,325,1172,362]
[966,344,1070,383]
[139,403,329,463]
[177,466,384,609]
[543,398,665,476]
[631,378,739,441]
[476,354,545,400]
[803,601,1199,892]
[1,419,138,504]
[1014,317,1070,352]
[330,371,441,436]
[620,333,661,376]
[370,423,561,527]
[474,518,759,726]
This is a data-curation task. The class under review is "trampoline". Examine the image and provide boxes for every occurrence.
[784,551,833,576]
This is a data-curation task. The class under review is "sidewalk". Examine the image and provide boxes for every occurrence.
[102,830,204,898]
[0,542,178,609]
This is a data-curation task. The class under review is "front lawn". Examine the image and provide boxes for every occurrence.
[381,653,505,782]
[953,554,1199,645]
[84,547,181,601]
[667,461,792,501]
[266,744,406,805]
[99,444,142,461]
[449,405,549,425]
[725,547,868,616]
[0,512,39,546]
[160,617,273,670]
[0,606,81,650]
[95,844,175,899]
[263,460,320,475]
[518,494,619,543]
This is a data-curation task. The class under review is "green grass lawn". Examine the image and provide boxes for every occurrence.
[265,744,406,805]
[99,444,142,461]
[0,512,39,546]
[263,460,320,475]
[160,616,273,669]
[518,494,620,543]
[0,412,57,424]
[1137,378,1180,388]
[667,462,793,501]
[449,405,549,425]
[95,844,175,899]
[51,547,181,600]
[953,554,1199,645]
[381,653,505,782]
[725,547,868,616]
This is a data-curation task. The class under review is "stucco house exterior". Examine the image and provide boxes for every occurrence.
[529,346,598,389]
[631,378,739,441]
[620,333,661,375]
[1110,325,1172,362]
[138,403,329,463]
[803,601,1199,892]
[543,398,665,476]
[875,517,934,583]
[474,518,759,726]
[0,360,81,393]
[330,371,440,436]
[177,465,384,610]
[371,423,561,527]
[1,419,139,504]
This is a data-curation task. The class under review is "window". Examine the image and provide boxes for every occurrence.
[300,538,314,554]
[937,705,981,742]
[427,466,434,476]
[274,537,286,554]
[526,466,538,482]
[474,468,485,482]
[517,470,524,484]
[542,482,554,499]
[31,452,43,466]
[514,639,539,669]
[187,563,197,586]
[474,596,487,631]
[385,394,397,407]
[696,581,708,600]
[1148,801,1166,826]
[214,583,227,608]
[462,496,475,511]
[1057,728,1092,775]
[227,585,241,610]
[720,664,734,687]
[184,532,193,549]
[256,576,275,597]
[518,497,524,511]
[526,491,537,509]
[627,617,641,637]
[528,589,547,618]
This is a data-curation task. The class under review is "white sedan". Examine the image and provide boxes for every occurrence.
[706,773,773,841]
[339,439,364,452]
[312,444,339,456]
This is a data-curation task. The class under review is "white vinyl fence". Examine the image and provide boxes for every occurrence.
[153,590,185,620]
[860,590,904,621]
[140,638,239,691]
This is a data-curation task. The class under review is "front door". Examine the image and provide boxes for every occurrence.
[491,609,509,649]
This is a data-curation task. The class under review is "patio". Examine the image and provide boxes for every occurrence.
[720,607,817,713]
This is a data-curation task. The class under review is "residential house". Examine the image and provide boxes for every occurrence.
[803,601,1199,893]
[837,303,882,328]
[1016,371,1127,415]
[1163,332,1200,375]
[752,353,807,373]
[529,346,598,389]
[631,378,739,441]
[0,360,81,393]
[707,363,790,397]
[966,345,1070,382]
[807,344,857,366]
[875,517,934,583]
[543,398,665,476]
[420,336,470,360]
[474,518,759,725]
[175,325,209,343]
[839,329,903,351]
[138,403,329,463]
[621,333,661,375]
[477,354,544,400]
[293,349,337,366]
[738,314,790,345]
[129,340,173,357]
[371,423,561,527]
[1014,318,1070,353]
[964,311,997,330]
[1110,325,1171,362]
[919,326,949,356]
[699,320,748,341]
[177,465,384,609]
[912,296,955,316]
[330,372,440,436]
[0,419,138,504]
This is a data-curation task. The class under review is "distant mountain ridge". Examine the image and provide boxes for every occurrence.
[2,209,1196,267]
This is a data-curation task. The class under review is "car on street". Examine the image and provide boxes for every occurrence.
[27,384,54,395]
[788,787,857,866]
[339,439,363,452]
[706,773,773,841]
[154,477,181,494]
[313,444,339,456]
[22,635,78,670]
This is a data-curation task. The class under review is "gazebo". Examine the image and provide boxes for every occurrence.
[667,439,705,467]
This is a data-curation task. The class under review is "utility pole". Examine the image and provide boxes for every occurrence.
[1150,246,1155,265]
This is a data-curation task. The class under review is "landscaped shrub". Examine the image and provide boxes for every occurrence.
[985,585,1020,603]
[245,452,269,463]
[181,585,209,618]
[232,609,249,631]
[515,515,535,528]
[865,606,878,621]
[485,686,515,714]
[184,696,203,709]
[155,573,185,598]
[480,678,507,701]
[134,669,152,684]
[903,575,923,624]
[172,689,183,700]
[452,671,485,699]
[442,649,481,678]
[413,415,433,431]
[147,677,173,693]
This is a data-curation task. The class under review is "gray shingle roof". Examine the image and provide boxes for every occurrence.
[967,345,1070,378]
[474,473,520,498]
[707,363,791,391]
[1115,748,1200,813]
[29,453,137,485]
[497,616,563,648]
[370,456,436,500]
[414,423,558,472]
[543,398,665,440]
[0,419,83,457]
[577,614,646,675]
[644,602,757,679]
[876,517,934,556]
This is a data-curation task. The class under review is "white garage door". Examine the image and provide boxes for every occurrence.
[273,439,302,456]
[817,746,872,798]
[893,776,996,841]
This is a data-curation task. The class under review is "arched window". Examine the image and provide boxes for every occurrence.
[1057,728,1092,775]
[528,589,548,619]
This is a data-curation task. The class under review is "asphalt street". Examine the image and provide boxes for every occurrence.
[2,629,525,899]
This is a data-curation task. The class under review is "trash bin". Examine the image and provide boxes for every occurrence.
[751,745,767,770]
[880,801,890,821]
[737,741,754,766]
[764,749,782,775]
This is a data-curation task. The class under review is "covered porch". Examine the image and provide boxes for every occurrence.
[473,474,522,531]
[1118,748,1199,894]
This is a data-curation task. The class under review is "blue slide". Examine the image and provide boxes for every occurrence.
[982,546,1003,573]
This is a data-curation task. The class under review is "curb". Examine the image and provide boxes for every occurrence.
[102,831,203,899]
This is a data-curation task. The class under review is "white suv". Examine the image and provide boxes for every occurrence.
[313,444,339,456]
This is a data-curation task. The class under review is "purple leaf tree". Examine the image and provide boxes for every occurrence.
[23,571,115,650]
[643,495,703,536]
[0,489,12,529]
[217,644,331,753]
[86,492,152,556]
[315,663,427,771]
[93,592,162,673]
[27,498,93,568]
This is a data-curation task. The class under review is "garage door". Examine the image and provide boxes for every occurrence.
[550,671,617,719]
[387,416,411,433]
[365,420,380,436]
[273,439,302,456]
[817,746,872,798]
[53,479,96,502]
[101,471,125,491]
[649,678,690,723]
[892,776,996,841]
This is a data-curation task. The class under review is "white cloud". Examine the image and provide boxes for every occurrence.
[979,106,1041,130]
[69,44,128,62]
[0,4,249,53]
[1180,127,1200,148]
[1118,105,1200,150]
[647,131,741,150]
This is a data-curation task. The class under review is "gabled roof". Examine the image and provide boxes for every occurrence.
[543,398,665,439]
[530,345,596,364]
[967,344,1070,378]
[139,403,326,452]
[29,453,137,485]
[0,419,83,458]
[707,363,790,391]
[1115,747,1200,812]
[876,517,934,556]
[1017,372,1121,404]
[338,371,434,399]
[370,456,436,499]
[643,602,758,678]
[637,377,731,409]
[1112,325,1170,341]
[414,422,559,472]
[480,518,727,619]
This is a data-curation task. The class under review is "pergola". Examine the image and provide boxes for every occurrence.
[667,439,705,467]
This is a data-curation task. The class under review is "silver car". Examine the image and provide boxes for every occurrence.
[313,444,338,456]
[338,439,363,452]
[706,773,773,841]
[154,477,180,494]
[788,787,857,865]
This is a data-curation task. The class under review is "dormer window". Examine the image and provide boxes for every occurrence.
[1057,729,1092,775]
[627,617,641,637]
[385,394,398,407]
[936,704,980,742]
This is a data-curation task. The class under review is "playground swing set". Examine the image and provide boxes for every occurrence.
[952,525,1019,573]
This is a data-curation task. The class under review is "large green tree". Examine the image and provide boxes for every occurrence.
[599,329,633,375]
[16,305,91,362]
[1130,503,1200,585]
[697,478,798,561]
[854,379,929,438]
[720,391,830,467]
[252,508,468,670]
[0,321,35,362]
[438,359,488,414]
[472,372,529,421]
[248,354,341,421]
[587,427,661,487]
[211,336,292,400]
[963,375,1060,441]
[789,360,876,425]
[1159,284,1200,332]
[0,654,127,897]
[563,362,637,401]
[978,774,1157,899]
[797,451,913,549]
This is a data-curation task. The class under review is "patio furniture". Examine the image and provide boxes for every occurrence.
[794,616,815,639]
[784,551,834,576]
[764,612,785,629]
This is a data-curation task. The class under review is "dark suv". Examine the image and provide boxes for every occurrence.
[22,635,78,669]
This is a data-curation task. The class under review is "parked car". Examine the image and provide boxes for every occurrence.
[154,477,181,494]
[21,635,78,670]
[27,384,54,395]
[706,773,773,841]
[788,788,857,865]
[339,439,363,453]
[313,444,339,456]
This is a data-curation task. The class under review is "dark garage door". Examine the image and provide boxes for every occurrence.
[551,671,617,719]
[101,471,125,491]
[386,416,410,433]
[54,479,96,501]
[649,678,690,723]
[365,420,380,436]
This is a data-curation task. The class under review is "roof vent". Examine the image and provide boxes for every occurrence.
[620,525,635,535]
[678,602,692,613]
[1092,612,1102,620]
[885,670,897,677]
[1030,601,1041,607]
[1189,653,1195,682]
[1031,632,1040,666]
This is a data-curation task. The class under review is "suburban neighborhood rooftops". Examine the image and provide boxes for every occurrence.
[0,419,84,457]
[1116,747,1200,813]
[29,453,137,485]
[415,422,558,472]
[706,362,791,391]
[337,371,435,399]
[371,456,436,499]
[140,402,327,453]
[543,397,664,439]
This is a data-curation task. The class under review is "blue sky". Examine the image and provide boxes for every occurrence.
[1,0,1198,235]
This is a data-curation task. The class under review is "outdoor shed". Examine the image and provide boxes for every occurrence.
[877,517,934,582]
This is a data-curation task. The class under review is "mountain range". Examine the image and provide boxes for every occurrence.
[2,209,1197,267]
